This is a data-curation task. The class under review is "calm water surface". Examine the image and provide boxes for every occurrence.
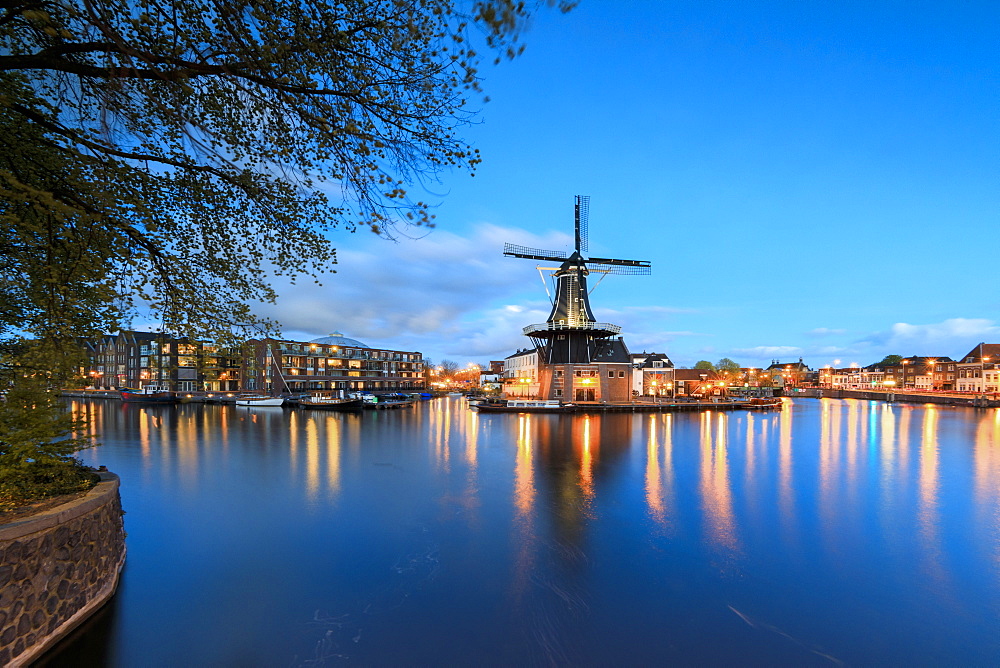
[44,397,1000,666]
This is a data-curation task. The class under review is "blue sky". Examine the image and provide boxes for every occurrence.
[272,1,1000,369]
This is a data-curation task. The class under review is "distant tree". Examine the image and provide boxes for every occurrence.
[439,360,460,377]
[694,360,715,370]
[716,358,740,373]
[877,355,903,366]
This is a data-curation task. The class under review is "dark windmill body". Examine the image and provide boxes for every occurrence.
[503,197,651,403]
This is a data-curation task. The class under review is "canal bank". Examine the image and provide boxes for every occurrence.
[0,472,125,666]
[788,387,1000,407]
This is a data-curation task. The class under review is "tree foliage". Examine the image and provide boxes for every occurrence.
[716,357,740,373]
[694,360,715,370]
[0,0,570,341]
[876,355,903,367]
[0,340,97,511]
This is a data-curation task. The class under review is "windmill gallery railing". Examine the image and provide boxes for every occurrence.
[522,321,622,336]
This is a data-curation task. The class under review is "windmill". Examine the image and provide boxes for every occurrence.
[503,196,651,365]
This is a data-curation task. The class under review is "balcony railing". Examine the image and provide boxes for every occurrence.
[522,321,621,336]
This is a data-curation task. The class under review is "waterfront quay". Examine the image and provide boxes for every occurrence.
[793,386,1000,408]
[42,395,1000,665]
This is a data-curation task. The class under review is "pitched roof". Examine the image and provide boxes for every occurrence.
[636,353,674,369]
[674,368,718,381]
[958,343,1000,364]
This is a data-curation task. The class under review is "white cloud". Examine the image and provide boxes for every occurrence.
[257,223,569,363]
[858,318,1000,356]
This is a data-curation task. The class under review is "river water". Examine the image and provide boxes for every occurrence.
[42,397,1000,666]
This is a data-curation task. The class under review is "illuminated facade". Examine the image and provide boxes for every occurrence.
[81,330,425,394]
[82,331,241,392]
[246,334,425,394]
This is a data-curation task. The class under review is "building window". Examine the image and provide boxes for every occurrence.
[619,371,625,378]
[608,370,614,378]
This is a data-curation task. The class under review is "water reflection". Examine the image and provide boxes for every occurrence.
[975,411,1000,582]
[778,402,796,543]
[644,414,674,530]
[511,415,536,601]
[49,398,1000,665]
[700,411,737,556]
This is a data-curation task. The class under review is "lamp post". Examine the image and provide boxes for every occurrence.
[650,380,657,402]
[982,355,991,394]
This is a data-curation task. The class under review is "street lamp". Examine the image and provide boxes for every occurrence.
[983,355,991,394]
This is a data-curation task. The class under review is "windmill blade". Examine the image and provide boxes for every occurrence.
[575,195,589,254]
[588,256,651,268]
[589,262,652,276]
[503,243,567,262]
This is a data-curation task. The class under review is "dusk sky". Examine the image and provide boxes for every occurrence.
[269,1,1000,369]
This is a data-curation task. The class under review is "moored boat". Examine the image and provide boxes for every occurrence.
[362,393,416,409]
[299,396,364,411]
[119,385,177,403]
[473,399,576,413]
[235,395,285,407]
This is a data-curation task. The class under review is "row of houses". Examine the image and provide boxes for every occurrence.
[81,330,427,395]
[497,342,1000,399]
[818,343,1000,393]
[500,347,746,400]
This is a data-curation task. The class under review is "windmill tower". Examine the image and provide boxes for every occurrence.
[503,196,651,401]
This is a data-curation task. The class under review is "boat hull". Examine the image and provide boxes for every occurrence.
[235,397,285,407]
[474,402,576,413]
[120,390,177,403]
[362,400,415,410]
[299,398,364,411]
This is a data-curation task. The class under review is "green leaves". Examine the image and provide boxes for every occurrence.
[0,0,559,345]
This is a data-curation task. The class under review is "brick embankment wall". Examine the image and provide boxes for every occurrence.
[0,472,126,666]
[791,388,999,407]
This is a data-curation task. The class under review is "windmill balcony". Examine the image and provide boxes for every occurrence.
[522,321,621,336]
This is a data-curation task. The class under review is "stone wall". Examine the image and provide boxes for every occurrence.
[0,472,126,666]
[792,388,1000,407]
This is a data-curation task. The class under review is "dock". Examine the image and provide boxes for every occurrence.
[474,399,782,414]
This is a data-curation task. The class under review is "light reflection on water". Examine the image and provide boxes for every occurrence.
[45,397,1000,666]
